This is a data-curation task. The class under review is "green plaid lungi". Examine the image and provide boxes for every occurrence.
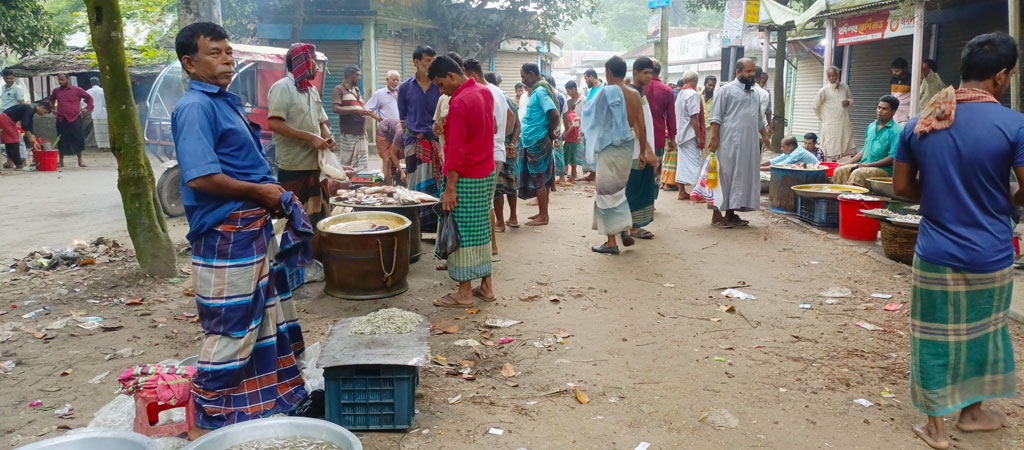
[910,256,1017,416]
[440,173,496,282]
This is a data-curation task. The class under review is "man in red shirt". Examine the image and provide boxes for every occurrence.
[48,73,93,168]
[643,59,677,189]
[428,55,498,308]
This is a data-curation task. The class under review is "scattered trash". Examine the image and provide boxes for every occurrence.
[575,389,590,404]
[433,355,449,366]
[104,347,142,361]
[447,394,462,404]
[854,398,874,408]
[553,328,572,339]
[721,289,756,300]
[663,283,675,288]
[467,308,480,314]
[498,337,515,345]
[871,293,893,299]
[484,316,521,328]
[753,345,765,349]
[0,360,15,373]
[54,404,73,416]
[635,443,651,450]
[824,299,841,305]
[88,370,111,384]
[487,427,504,436]
[124,298,144,306]
[718,305,735,313]
[856,321,883,331]
[709,317,721,322]
[29,400,43,407]
[799,303,812,309]
[548,295,560,302]
[20,307,50,319]
[884,303,903,312]
[699,408,739,429]
[453,339,482,347]
[714,357,726,362]
[60,369,72,376]
[77,321,100,330]
[505,381,519,388]
[501,363,517,378]
[881,391,895,398]
[533,337,555,348]
[820,287,852,298]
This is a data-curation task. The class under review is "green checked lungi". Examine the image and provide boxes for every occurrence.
[440,173,496,282]
[910,256,1017,416]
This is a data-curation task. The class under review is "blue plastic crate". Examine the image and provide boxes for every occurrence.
[285,266,305,291]
[324,365,418,431]
[796,196,840,227]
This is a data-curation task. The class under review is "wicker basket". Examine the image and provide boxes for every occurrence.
[880,221,918,265]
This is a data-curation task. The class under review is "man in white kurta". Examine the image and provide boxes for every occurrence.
[674,72,704,197]
[813,66,855,159]
[707,59,771,228]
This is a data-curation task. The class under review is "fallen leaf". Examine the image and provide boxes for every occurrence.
[79,259,96,266]
[155,297,167,303]
[183,288,196,297]
[505,381,519,387]
[484,340,496,346]
[34,332,47,339]
[454,316,468,320]
[575,389,590,404]
[152,318,167,324]
[60,369,72,376]
[467,308,480,314]
[548,295,560,302]
[443,325,459,334]
[434,354,449,366]
[101,324,124,332]
[458,360,475,368]
[500,363,517,378]
[718,305,735,313]
[125,298,144,306]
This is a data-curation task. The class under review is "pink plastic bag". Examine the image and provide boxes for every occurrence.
[690,155,724,209]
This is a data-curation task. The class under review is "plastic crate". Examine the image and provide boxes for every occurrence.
[285,266,305,291]
[324,364,418,431]
[796,196,840,228]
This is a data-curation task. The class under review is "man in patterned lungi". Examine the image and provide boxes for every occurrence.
[171,23,310,439]
[517,63,559,226]
[331,66,375,170]
[398,45,442,233]
[427,55,497,307]
[485,71,521,232]
[894,32,1022,450]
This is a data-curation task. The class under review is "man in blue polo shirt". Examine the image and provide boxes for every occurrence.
[171,22,309,438]
[894,32,1023,450]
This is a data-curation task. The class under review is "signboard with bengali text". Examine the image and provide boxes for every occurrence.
[836,9,915,46]
[649,0,671,8]
[744,0,761,24]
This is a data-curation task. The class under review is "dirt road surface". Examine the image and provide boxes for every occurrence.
[1,152,1022,449]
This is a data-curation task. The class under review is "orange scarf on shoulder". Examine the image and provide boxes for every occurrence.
[914,87,1000,136]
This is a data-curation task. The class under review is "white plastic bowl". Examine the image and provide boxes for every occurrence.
[183,417,362,450]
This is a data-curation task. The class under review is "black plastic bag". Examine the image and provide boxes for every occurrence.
[434,205,461,259]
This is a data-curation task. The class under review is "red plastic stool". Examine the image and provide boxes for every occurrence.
[132,388,194,438]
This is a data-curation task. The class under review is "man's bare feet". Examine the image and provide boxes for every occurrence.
[526,199,539,206]
[528,213,541,220]
[188,426,213,441]
[495,224,506,232]
[956,405,1006,432]
[526,216,548,226]
[677,192,690,200]
[913,422,949,450]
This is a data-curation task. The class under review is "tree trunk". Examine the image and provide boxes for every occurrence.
[179,0,222,27]
[84,0,177,277]
[290,0,304,41]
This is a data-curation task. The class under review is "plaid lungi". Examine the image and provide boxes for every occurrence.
[335,133,368,171]
[405,135,442,233]
[910,256,1017,416]
[190,206,308,429]
[563,141,579,166]
[494,158,518,198]
[517,136,555,200]
[626,158,659,228]
[440,173,496,282]
[660,145,678,186]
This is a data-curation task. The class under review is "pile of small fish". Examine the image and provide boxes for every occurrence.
[227,437,343,450]
[839,193,883,201]
[350,308,424,335]
[334,185,438,206]
[861,208,896,217]
[774,163,824,170]
[888,213,922,225]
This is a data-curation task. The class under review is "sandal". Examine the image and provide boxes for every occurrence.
[591,244,620,255]
[630,229,655,239]
[433,293,474,308]
[507,221,520,228]
[711,220,734,229]
[472,287,496,302]
[620,231,635,247]
[727,216,750,227]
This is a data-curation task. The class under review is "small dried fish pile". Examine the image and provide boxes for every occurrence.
[350,308,424,335]
[335,185,438,206]
[861,208,896,217]
[228,437,343,450]
[774,163,824,170]
[889,214,922,224]
[839,193,883,201]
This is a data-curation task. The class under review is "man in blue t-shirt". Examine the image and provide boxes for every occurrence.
[893,32,1023,450]
[762,136,820,167]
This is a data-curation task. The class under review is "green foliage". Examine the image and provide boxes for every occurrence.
[222,0,260,44]
[2,0,69,58]
[685,0,809,12]
[430,0,598,59]
[559,0,725,52]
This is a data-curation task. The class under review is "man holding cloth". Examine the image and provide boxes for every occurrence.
[170,23,311,438]
[428,55,497,308]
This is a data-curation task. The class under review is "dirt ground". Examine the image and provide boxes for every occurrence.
[2,165,1023,449]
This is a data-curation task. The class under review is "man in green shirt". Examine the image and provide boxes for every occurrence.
[831,95,902,187]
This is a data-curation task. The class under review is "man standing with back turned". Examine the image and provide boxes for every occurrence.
[398,45,442,233]
[706,58,771,228]
[894,32,1021,450]
[171,23,310,438]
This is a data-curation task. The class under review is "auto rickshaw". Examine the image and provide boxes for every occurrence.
[145,43,327,217]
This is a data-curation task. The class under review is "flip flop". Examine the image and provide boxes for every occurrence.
[591,244,620,255]
[507,221,520,228]
[630,229,655,239]
[473,287,497,302]
[433,293,474,308]
[711,221,734,229]
[620,231,636,247]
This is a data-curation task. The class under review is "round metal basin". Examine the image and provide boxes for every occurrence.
[183,417,362,450]
[15,431,156,450]
[318,211,412,300]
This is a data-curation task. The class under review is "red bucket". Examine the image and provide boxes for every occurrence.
[838,197,885,241]
[34,150,58,172]
[820,162,840,177]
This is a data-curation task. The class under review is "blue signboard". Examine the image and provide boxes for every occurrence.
[649,0,670,8]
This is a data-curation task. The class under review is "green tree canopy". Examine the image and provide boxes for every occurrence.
[1,0,68,59]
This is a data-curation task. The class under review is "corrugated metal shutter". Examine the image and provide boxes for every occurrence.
[788,55,824,140]
[316,41,362,134]
[376,37,405,89]
[493,51,540,99]
[846,36,912,148]
[933,16,1010,105]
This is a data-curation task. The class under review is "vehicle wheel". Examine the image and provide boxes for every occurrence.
[157,166,186,217]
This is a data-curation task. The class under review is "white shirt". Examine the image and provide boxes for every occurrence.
[1,83,26,110]
[753,84,770,116]
[486,83,509,163]
[518,91,530,124]
[87,86,107,119]
[674,88,701,145]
